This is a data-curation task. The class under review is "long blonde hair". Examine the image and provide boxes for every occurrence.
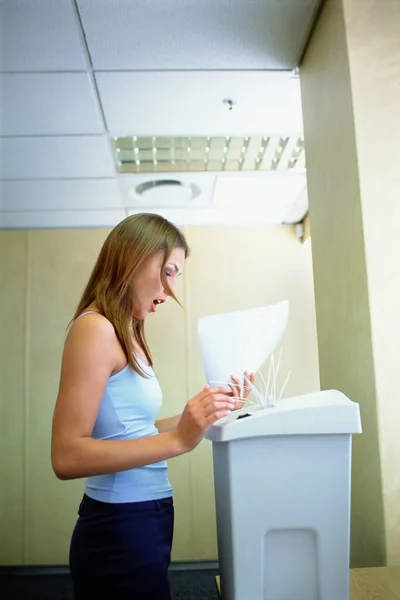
[72,213,190,376]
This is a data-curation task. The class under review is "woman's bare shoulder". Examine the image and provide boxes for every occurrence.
[66,311,117,347]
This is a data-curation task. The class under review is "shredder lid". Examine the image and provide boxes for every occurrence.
[205,389,362,442]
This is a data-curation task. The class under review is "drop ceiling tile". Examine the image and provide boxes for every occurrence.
[78,0,321,70]
[1,136,115,179]
[0,74,104,135]
[96,72,303,137]
[213,171,307,219]
[0,209,127,229]
[0,0,87,71]
[285,186,308,224]
[1,179,122,211]
[126,207,287,226]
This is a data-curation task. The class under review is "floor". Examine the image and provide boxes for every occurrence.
[216,567,400,600]
[0,569,220,600]
[4,566,400,600]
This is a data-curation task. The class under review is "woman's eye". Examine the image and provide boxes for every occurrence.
[165,272,172,278]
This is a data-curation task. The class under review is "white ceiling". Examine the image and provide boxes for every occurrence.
[0,0,321,229]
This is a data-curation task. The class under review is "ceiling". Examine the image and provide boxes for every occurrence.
[0,0,322,229]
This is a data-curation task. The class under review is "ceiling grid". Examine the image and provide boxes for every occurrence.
[0,0,322,228]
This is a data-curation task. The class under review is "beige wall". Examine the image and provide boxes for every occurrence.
[0,224,319,565]
[345,0,400,566]
[300,0,400,567]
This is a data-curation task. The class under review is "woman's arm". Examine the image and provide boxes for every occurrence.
[51,314,182,479]
[51,314,233,480]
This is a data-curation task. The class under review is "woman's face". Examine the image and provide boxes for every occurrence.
[132,247,185,319]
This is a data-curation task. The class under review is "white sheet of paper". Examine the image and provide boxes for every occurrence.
[197,301,289,386]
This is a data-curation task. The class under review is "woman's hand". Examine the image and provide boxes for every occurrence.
[173,386,235,453]
[228,371,255,411]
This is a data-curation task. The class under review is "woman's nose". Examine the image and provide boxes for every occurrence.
[164,282,174,297]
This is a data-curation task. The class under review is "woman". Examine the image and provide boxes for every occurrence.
[51,213,253,599]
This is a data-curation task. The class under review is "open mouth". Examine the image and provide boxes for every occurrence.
[152,299,165,311]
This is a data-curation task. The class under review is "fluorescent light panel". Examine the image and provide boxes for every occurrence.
[113,136,305,173]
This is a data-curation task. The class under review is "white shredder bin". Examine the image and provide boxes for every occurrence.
[205,389,362,600]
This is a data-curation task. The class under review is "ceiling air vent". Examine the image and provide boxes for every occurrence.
[132,179,201,205]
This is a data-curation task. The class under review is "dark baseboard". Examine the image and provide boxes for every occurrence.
[170,561,218,571]
[0,560,219,576]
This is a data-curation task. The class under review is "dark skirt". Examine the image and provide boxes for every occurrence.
[69,494,174,600]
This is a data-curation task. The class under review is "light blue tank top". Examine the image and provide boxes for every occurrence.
[71,312,173,504]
